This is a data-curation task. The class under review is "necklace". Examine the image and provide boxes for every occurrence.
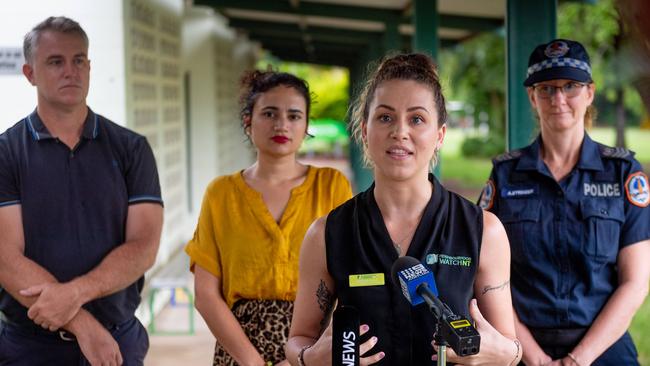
[384,185,432,256]
[393,242,402,256]
[390,220,419,257]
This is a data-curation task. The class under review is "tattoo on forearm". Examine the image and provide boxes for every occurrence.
[481,280,510,295]
[316,279,334,333]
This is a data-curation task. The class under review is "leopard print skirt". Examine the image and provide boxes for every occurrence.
[212,299,293,366]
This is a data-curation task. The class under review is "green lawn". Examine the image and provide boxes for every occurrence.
[631,297,650,364]
[440,127,650,361]
[439,129,492,192]
[589,127,650,162]
[440,127,650,191]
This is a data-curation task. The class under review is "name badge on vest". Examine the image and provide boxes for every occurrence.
[349,273,385,287]
[500,185,537,199]
[583,182,621,198]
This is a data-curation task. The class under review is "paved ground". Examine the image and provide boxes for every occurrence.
[144,287,214,366]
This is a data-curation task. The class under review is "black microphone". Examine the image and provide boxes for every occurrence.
[391,256,480,356]
[331,305,360,366]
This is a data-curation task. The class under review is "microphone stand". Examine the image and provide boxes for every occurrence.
[418,284,449,366]
[434,320,448,366]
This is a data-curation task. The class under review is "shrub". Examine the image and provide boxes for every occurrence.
[460,134,505,159]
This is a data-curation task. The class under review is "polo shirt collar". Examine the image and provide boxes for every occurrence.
[516,132,603,173]
[26,107,100,141]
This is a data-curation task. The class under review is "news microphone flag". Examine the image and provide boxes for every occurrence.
[332,305,360,366]
[391,256,438,306]
[390,256,481,357]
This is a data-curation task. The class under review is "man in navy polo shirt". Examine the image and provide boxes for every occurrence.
[0,16,163,365]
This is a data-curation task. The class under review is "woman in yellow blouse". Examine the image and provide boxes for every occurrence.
[185,70,352,366]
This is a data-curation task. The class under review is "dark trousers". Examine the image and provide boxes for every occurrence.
[520,328,639,365]
[0,317,149,366]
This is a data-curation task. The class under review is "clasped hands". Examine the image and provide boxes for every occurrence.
[20,281,124,366]
[20,281,84,331]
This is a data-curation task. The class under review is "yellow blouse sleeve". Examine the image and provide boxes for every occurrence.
[331,169,354,207]
[185,181,222,278]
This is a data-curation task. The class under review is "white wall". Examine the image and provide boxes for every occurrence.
[124,0,190,262]
[0,1,126,131]
[182,7,224,215]
[182,7,258,217]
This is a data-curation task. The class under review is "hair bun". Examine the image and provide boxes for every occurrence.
[239,70,266,98]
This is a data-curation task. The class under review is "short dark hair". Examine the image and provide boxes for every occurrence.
[239,70,311,133]
[24,16,89,64]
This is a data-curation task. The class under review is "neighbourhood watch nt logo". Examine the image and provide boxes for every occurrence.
[426,253,472,267]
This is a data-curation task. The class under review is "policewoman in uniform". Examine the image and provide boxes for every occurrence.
[478,39,650,365]
[286,53,522,366]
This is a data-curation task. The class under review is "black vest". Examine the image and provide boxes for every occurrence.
[325,176,482,365]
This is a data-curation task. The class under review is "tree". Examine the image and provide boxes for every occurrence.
[439,32,506,135]
[439,0,645,152]
[257,56,350,122]
[558,0,645,146]
[617,0,650,130]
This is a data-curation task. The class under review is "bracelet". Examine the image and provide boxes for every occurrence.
[509,339,521,366]
[298,344,313,366]
[567,352,583,366]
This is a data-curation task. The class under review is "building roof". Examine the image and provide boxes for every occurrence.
[194,0,506,67]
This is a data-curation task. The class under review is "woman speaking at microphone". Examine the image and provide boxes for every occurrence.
[286,53,521,365]
[185,70,352,366]
[479,39,650,365]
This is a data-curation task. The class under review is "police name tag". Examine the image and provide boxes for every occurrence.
[501,186,537,198]
[349,273,385,287]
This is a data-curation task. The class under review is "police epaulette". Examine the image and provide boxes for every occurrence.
[599,145,632,160]
[493,149,523,163]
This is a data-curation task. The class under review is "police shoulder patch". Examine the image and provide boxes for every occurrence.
[493,149,522,163]
[625,172,650,207]
[600,145,631,160]
[478,180,495,210]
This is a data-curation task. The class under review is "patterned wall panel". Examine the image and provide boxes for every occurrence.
[125,0,186,251]
[213,38,255,175]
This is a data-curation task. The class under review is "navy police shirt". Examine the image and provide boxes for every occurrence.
[478,134,650,328]
[0,108,163,329]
